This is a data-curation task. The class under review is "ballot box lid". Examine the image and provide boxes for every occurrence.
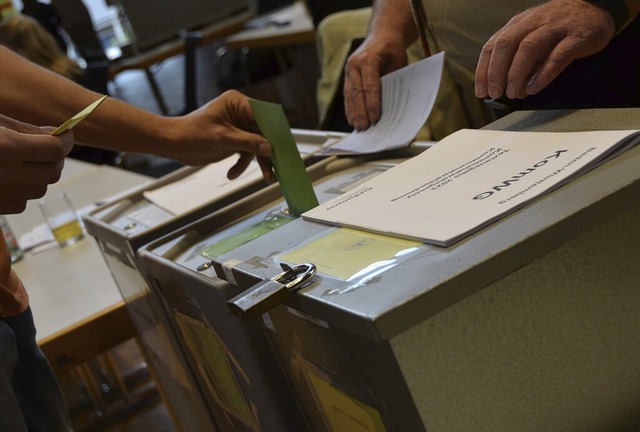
[211,108,640,343]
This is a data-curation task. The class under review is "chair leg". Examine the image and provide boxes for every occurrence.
[181,31,203,114]
[143,68,169,115]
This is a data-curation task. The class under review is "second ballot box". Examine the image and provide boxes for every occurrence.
[83,129,341,431]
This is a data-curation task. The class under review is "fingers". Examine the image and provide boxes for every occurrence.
[219,128,271,162]
[505,31,564,98]
[524,37,594,96]
[3,129,75,162]
[361,66,383,128]
[241,133,272,158]
[0,201,28,214]
[214,90,272,158]
[0,159,66,186]
[0,128,71,211]
[344,62,368,130]
[477,29,592,100]
[475,16,536,99]
[0,160,64,209]
[0,131,70,179]
[344,60,383,131]
[257,156,275,184]
[0,185,49,202]
[226,152,253,180]
[345,75,382,131]
[476,0,616,101]
[474,40,494,99]
[217,89,263,134]
[225,153,275,184]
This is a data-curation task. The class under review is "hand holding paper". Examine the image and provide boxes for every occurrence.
[321,52,444,155]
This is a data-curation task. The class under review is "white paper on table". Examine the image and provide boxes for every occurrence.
[143,159,263,216]
[320,52,444,156]
[18,224,55,251]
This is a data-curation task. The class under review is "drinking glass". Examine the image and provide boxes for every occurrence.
[39,192,84,247]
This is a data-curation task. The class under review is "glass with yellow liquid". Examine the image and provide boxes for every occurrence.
[39,191,84,247]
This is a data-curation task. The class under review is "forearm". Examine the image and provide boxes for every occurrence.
[0,47,169,155]
[368,0,418,47]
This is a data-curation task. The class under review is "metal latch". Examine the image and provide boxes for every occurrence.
[227,263,316,320]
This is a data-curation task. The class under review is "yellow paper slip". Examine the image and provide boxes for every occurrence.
[50,95,107,136]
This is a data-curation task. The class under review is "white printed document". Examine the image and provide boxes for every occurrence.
[144,160,263,215]
[320,52,444,155]
[304,128,640,246]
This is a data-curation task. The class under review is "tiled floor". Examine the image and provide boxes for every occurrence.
[60,35,320,431]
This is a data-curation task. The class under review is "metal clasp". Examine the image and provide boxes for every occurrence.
[226,262,317,320]
[273,262,317,292]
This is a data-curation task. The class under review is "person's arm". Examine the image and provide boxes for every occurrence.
[0,46,273,181]
[343,0,418,131]
[0,114,74,214]
[475,0,640,101]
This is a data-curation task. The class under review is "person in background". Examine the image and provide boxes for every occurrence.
[0,44,273,432]
[344,0,640,135]
[20,0,67,52]
[0,13,81,79]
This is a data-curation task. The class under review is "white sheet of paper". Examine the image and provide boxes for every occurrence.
[320,52,444,155]
[143,159,263,215]
[304,129,640,246]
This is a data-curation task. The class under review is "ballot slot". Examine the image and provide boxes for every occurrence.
[83,129,339,432]
[137,156,408,431]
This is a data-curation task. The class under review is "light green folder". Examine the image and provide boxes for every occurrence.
[249,99,318,216]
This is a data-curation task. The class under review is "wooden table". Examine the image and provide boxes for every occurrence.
[223,1,315,50]
[7,160,152,371]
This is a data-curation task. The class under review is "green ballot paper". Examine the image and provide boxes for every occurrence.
[249,99,319,216]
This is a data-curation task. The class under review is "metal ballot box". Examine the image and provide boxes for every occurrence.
[208,109,640,431]
[137,156,411,431]
[83,129,340,431]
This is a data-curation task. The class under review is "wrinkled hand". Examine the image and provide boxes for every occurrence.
[344,35,408,131]
[165,90,275,183]
[475,0,615,100]
[0,115,74,214]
